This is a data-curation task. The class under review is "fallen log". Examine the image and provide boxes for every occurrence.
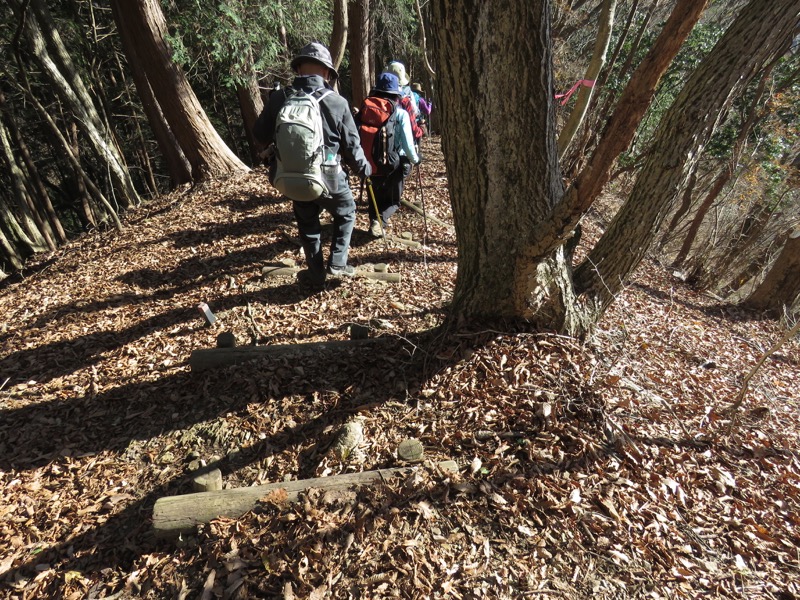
[359,271,401,282]
[261,265,400,282]
[400,199,453,229]
[386,235,422,249]
[261,266,300,277]
[153,460,458,537]
[190,338,381,372]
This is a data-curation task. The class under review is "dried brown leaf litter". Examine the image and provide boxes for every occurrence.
[1,138,798,599]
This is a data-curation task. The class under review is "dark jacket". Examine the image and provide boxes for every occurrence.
[253,74,371,177]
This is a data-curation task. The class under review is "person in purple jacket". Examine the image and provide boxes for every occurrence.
[410,83,432,135]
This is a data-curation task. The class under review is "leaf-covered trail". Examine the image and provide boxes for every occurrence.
[1,137,798,598]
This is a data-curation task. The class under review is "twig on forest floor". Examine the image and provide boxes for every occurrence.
[604,414,645,459]
[620,377,692,439]
[724,319,800,437]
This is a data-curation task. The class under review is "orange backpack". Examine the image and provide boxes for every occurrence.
[357,96,401,175]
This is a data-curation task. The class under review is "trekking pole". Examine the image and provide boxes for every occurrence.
[415,164,429,241]
[415,163,429,270]
[358,176,365,205]
[366,177,390,252]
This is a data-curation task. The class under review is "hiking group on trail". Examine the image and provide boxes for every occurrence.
[253,42,428,285]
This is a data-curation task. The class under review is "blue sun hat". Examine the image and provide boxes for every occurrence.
[372,72,403,96]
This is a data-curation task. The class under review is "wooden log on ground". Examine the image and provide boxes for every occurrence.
[262,266,300,277]
[358,271,401,282]
[153,460,458,537]
[190,338,383,372]
[400,199,453,229]
[261,265,400,282]
[386,235,423,248]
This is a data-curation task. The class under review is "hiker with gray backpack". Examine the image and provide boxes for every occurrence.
[253,42,371,285]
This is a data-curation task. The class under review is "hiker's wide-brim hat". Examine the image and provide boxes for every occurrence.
[411,82,424,93]
[386,61,409,86]
[291,42,339,79]
[371,72,403,96]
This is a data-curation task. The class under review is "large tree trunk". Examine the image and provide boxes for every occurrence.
[9,0,141,208]
[110,2,192,187]
[237,80,265,166]
[349,0,371,108]
[574,0,800,313]
[430,1,587,333]
[110,0,248,181]
[331,0,349,72]
[741,230,800,314]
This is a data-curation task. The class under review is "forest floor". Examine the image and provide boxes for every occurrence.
[1,136,799,600]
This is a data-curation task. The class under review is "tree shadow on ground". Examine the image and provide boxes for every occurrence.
[630,282,776,325]
[0,278,333,390]
[0,328,479,589]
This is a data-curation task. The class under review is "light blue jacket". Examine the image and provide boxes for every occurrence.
[394,107,420,164]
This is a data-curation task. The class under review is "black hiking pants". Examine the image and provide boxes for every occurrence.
[368,159,412,226]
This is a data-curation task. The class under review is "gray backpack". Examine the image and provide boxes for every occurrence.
[273,88,333,201]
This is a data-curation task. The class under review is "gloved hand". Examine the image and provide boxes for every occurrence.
[359,163,372,178]
[258,144,276,166]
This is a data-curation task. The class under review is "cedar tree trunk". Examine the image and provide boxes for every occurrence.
[110,0,248,181]
[349,0,371,108]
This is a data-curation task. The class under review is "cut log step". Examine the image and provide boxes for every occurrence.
[400,199,453,229]
[386,235,422,248]
[261,266,400,282]
[153,460,458,537]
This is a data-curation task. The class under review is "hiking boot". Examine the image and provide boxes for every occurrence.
[297,268,326,287]
[327,264,356,277]
[369,219,386,238]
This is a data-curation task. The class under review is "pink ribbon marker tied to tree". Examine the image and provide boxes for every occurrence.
[555,79,596,105]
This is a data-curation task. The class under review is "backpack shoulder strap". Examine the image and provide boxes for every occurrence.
[313,89,334,103]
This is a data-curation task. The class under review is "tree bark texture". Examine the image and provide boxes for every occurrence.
[574,0,800,312]
[430,1,589,333]
[110,2,192,187]
[110,0,248,181]
[330,0,349,72]
[348,0,371,108]
[236,70,265,166]
[742,230,800,314]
